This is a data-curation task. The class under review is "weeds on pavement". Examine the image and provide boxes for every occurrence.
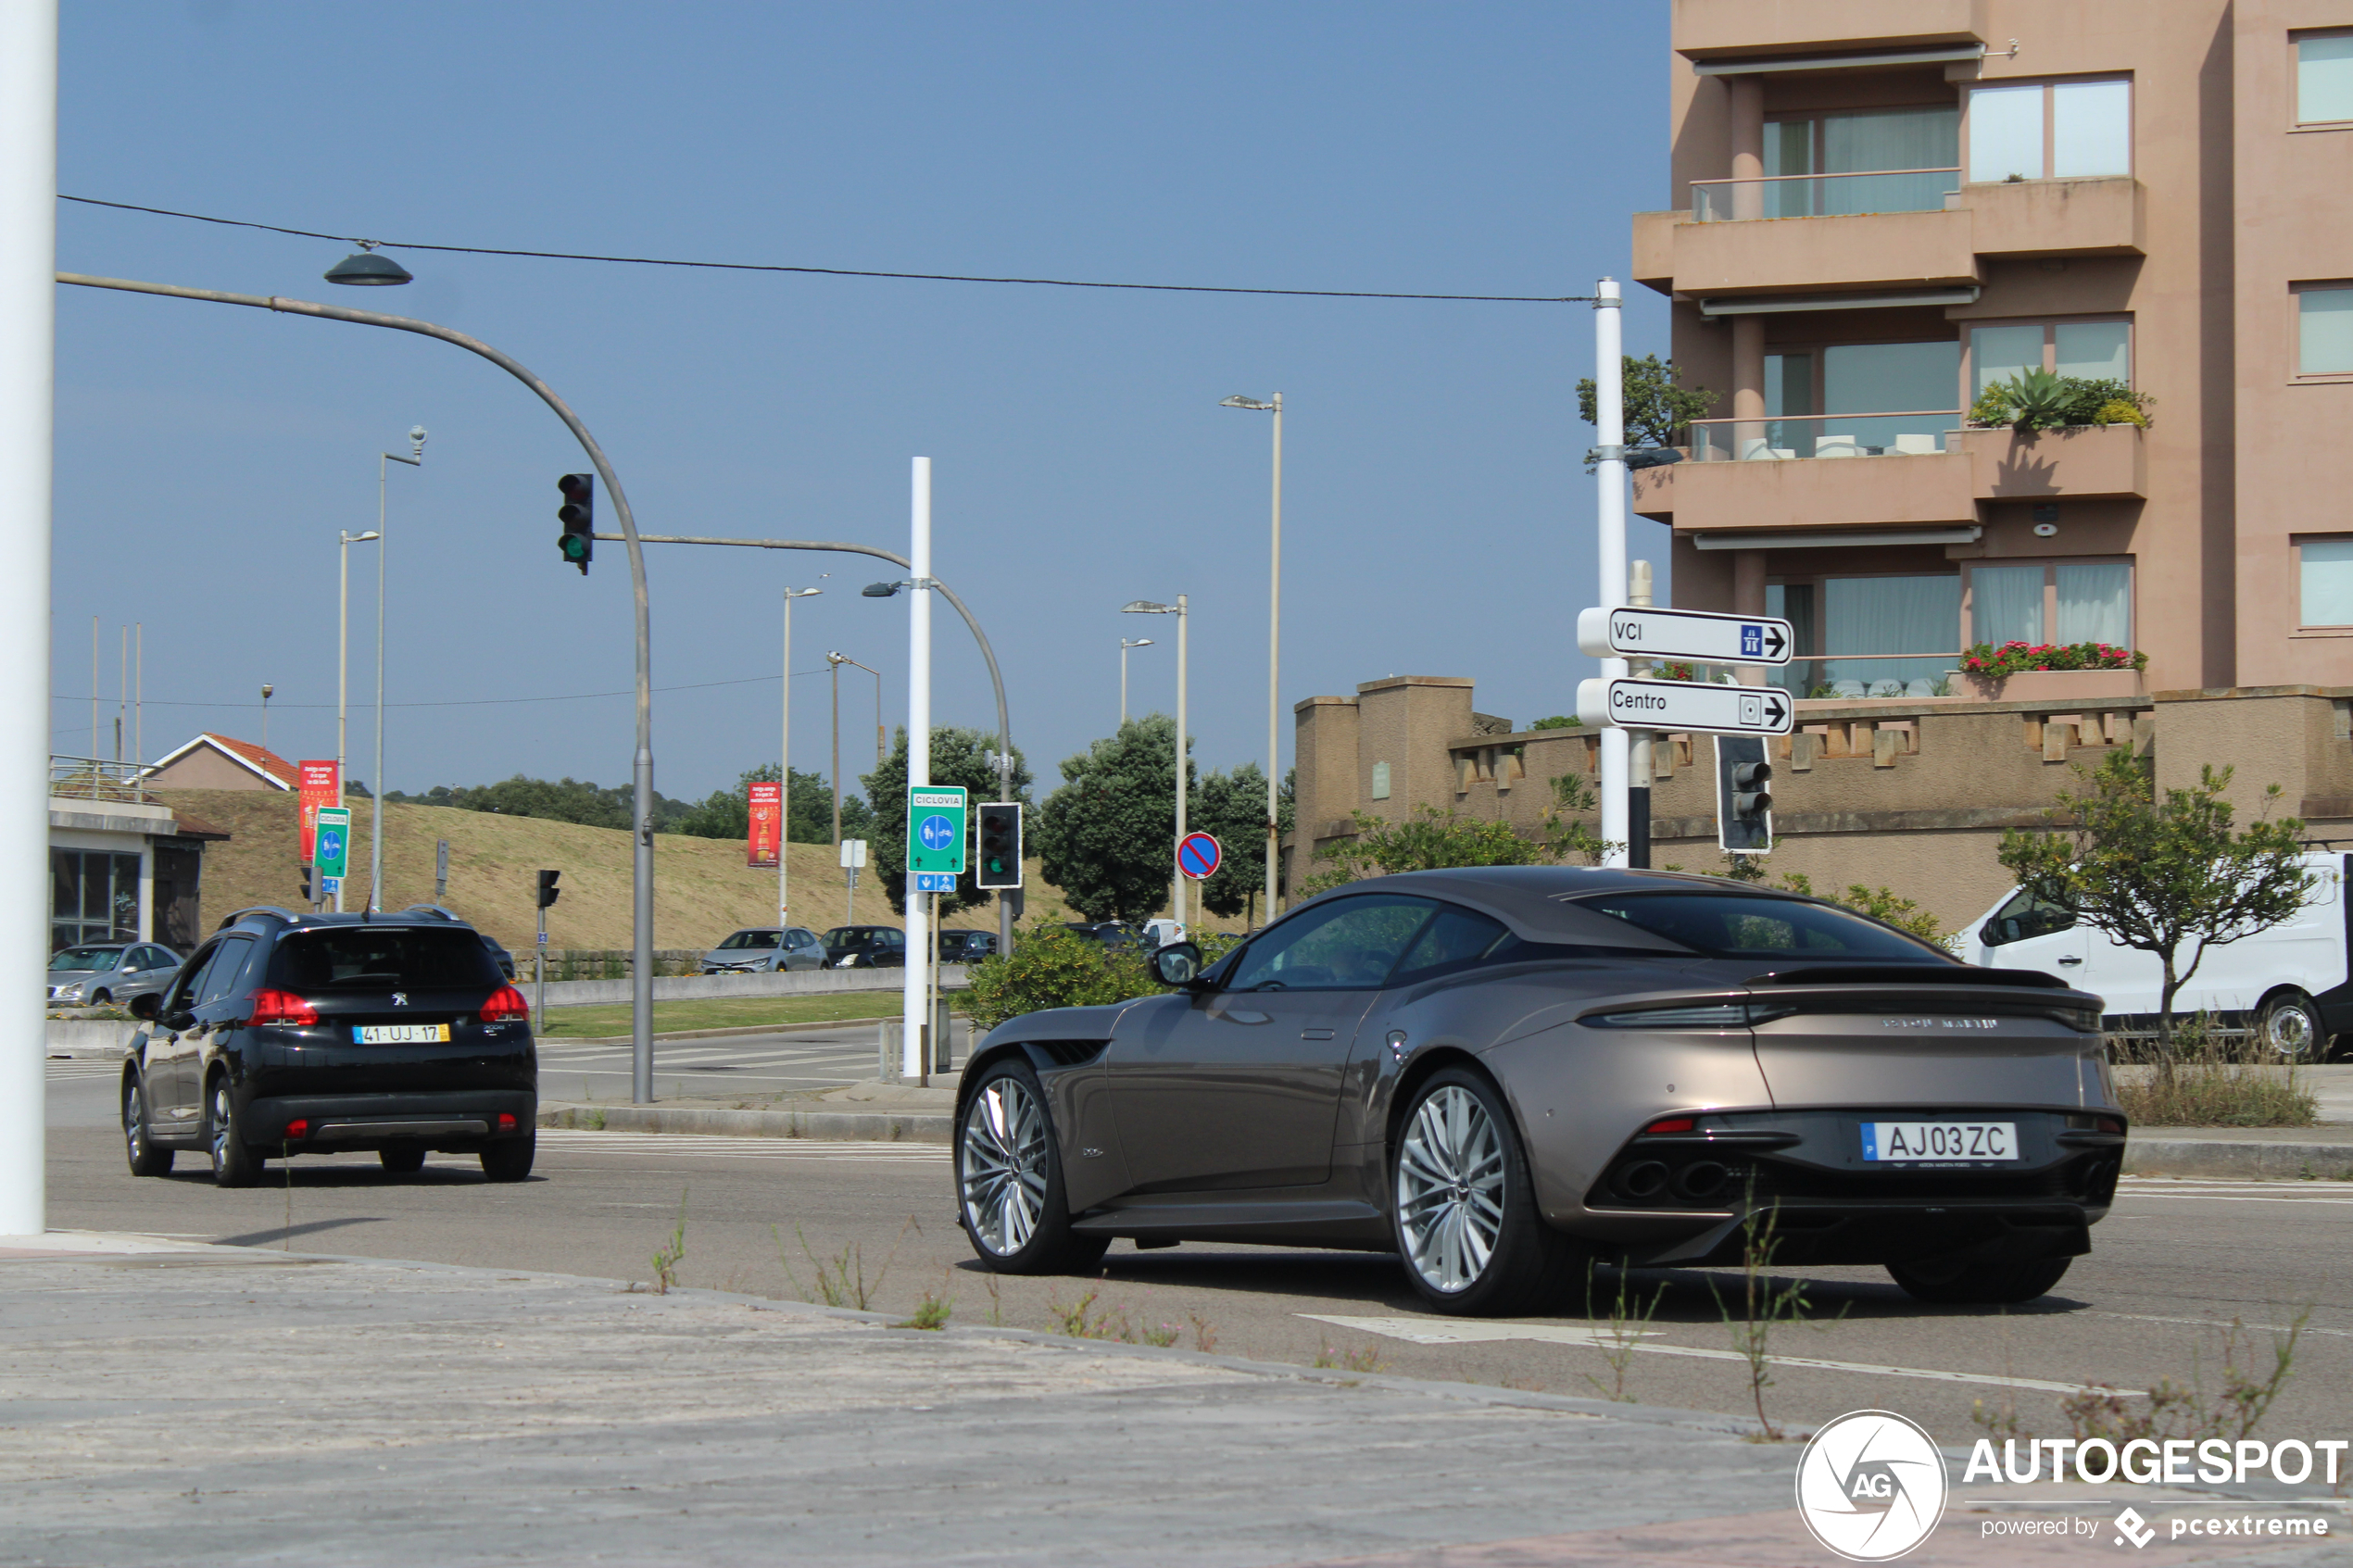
[2065,1308,2312,1445]
[1581,1261,1664,1403]
[282,1141,294,1249]
[774,1216,920,1311]
[1313,1342,1389,1374]
[1189,1313,1218,1354]
[1047,1287,1126,1340]
[897,1292,953,1331]
[983,1273,1003,1326]
[1140,1322,1180,1348]
[583,1107,608,1132]
[648,1191,688,1294]
[1709,1198,1838,1442]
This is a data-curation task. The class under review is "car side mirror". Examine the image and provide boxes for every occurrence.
[1151,942,1205,987]
[129,992,159,1022]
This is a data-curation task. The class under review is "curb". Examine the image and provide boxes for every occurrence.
[538,1102,953,1144]
[2122,1136,2353,1180]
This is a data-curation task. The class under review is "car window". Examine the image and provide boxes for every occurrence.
[268,927,504,991]
[195,936,257,1007]
[1980,889,2078,947]
[131,947,164,970]
[717,930,780,950]
[1389,904,1514,986]
[1580,892,1941,960]
[51,946,122,972]
[1227,896,1438,992]
[881,929,905,947]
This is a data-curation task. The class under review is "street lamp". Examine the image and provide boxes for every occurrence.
[323,244,413,287]
[780,584,824,928]
[335,527,380,912]
[368,425,425,913]
[1221,392,1283,928]
[258,684,273,754]
[1120,637,1154,724]
[1123,596,1188,931]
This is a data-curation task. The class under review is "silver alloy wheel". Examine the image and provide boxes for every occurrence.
[2262,997,2319,1060]
[209,1081,233,1172]
[1395,1085,1507,1294]
[961,1076,1050,1257]
[124,1082,145,1161]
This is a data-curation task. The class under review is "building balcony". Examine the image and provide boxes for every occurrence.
[1671,0,1985,60]
[1633,174,2144,301]
[1634,416,2145,531]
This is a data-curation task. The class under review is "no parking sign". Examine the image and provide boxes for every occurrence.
[1177,832,1222,882]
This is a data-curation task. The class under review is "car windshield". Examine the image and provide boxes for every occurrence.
[716,931,780,950]
[269,927,505,992]
[1578,892,1942,960]
[824,928,878,951]
[50,947,121,972]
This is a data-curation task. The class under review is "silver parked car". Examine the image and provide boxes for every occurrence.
[48,942,182,1008]
[953,867,2122,1315]
[702,926,824,973]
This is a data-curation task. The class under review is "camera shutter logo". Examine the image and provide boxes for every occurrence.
[1795,1410,1947,1562]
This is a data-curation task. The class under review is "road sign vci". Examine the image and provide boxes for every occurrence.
[905,785,967,878]
[313,808,351,879]
[1575,606,1793,666]
[1177,832,1222,882]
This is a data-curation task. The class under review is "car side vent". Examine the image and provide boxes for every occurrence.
[1034,1040,1110,1069]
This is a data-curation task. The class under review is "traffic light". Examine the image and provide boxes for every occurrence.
[536,869,562,909]
[1715,736,1773,854]
[557,473,594,575]
[975,802,1023,889]
[299,863,314,902]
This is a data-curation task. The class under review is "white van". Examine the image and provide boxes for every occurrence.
[1961,851,2347,1060]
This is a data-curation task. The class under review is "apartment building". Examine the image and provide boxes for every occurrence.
[1630,0,2353,695]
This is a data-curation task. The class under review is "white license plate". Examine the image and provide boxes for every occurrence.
[353,1023,451,1045]
[1862,1121,2019,1162]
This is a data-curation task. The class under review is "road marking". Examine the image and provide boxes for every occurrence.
[1300,1314,2108,1395]
[535,1129,943,1162]
[2089,1311,2353,1341]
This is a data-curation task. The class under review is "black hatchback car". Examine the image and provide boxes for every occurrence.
[122,906,538,1187]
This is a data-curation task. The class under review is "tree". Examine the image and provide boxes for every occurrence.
[1576,353,1718,464]
[1768,872,1944,945]
[862,725,1033,919]
[385,774,690,830]
[1189,761,1295,923]
[1300,806,1548,897]
[1035,715,1189,924]
[1997,751,2313,1073]
[671,764,871,844]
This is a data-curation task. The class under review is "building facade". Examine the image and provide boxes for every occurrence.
[144,733,296,793]
[1631,0,2353,694]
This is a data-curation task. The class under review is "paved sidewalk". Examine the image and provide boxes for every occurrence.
[1,1233,2340,1566]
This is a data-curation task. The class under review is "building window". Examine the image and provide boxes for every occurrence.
[1966,560,2133,648]
[1967,78,2132,182]
[1370,761,1391,800]
[2299,539,2353,626]
[51,848,141,953]
[1750,341,1961,458]
[1760,104,1959,216]
[1820,574,1961,696]
[2297,32,2353,125]
[1969,320,2133,396]
[2296,285,2353,376]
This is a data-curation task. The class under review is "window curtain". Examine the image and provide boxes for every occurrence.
[2054,321,2130,383]
[1822,341,1961,451]
[1767,583,1818,695]
[1971,565,2045,646]
[2056,563,2132,645]
[1971,324,2045,396]
[1819,106,1958,215]
[1824,575,1961,692]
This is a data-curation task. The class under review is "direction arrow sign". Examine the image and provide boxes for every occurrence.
[1575,676,1793,736]
[1575,606,1793,666]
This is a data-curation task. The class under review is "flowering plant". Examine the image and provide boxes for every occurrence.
[1962,640,2146,680]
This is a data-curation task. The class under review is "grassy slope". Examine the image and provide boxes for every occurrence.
[154,789,1098,951]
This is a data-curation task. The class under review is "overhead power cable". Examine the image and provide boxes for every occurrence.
[60,194,1592,305]
[49,667,842,713]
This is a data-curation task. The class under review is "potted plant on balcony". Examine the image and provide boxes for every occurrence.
[1966,370,2151,433]
[1959,639,2147,700]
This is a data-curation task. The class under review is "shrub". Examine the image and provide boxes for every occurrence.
[963,926,1239,1032]
[1962,640,2146,680]
[1967,372,2154,432]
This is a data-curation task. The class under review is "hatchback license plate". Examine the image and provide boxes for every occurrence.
[1862,1122,2018,1161]
[353,1023,451,1045]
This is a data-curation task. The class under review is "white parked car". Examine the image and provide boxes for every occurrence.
[1962,851,2347,1060]
[1141,918,1188,949]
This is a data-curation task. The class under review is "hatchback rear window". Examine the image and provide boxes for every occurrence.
[270,927,503,992]
[1578,892,1942,960]
[717,930,781,950]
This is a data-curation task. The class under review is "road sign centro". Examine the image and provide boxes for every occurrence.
[905,785,968,876]
[1576,676,1793,737]
[1177,831,1223,881]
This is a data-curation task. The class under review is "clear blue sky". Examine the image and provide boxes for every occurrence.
[52,1,1673,803]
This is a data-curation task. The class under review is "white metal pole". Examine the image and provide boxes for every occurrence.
[1174,593,1188,931]
[371,453,385,910]
[335,533,354,912]
[781,588,792,930]
[901,458,932,1080]
[1265,393,1282,927]
[1121,640,1128,726]
[0,0,57,1236]
[1594,279,1629,868]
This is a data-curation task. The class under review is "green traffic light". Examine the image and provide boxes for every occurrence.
[560,534,588,560]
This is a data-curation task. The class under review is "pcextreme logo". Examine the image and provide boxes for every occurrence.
[1795,1410,1949,1562]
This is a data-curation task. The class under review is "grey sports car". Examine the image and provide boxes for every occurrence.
[953,866,2125,1316]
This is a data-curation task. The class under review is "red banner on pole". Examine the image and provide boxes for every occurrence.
[296,760,340,865]
[748,781,783,868]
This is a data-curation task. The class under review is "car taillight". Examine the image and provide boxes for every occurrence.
[1643,1116,1697,1135]
[479,985,530,1022]
[2097,1116,2125,1135]
[283,1118,309,1139]
[248,988,319,1026]
[497,1113,518,1132]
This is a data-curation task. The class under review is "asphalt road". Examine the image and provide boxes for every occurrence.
[44,1058,2353,1446]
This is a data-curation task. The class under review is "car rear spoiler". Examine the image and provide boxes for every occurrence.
[1743,964,2071,990]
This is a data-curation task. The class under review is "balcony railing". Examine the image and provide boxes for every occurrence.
[1689,409,1962,463]
[50,756,148,804]
[1691,168,1961,222]
[1770,654,1962,699]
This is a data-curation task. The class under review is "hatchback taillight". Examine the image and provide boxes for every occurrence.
[248,988,319,1026]
[479,985,530,1022]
